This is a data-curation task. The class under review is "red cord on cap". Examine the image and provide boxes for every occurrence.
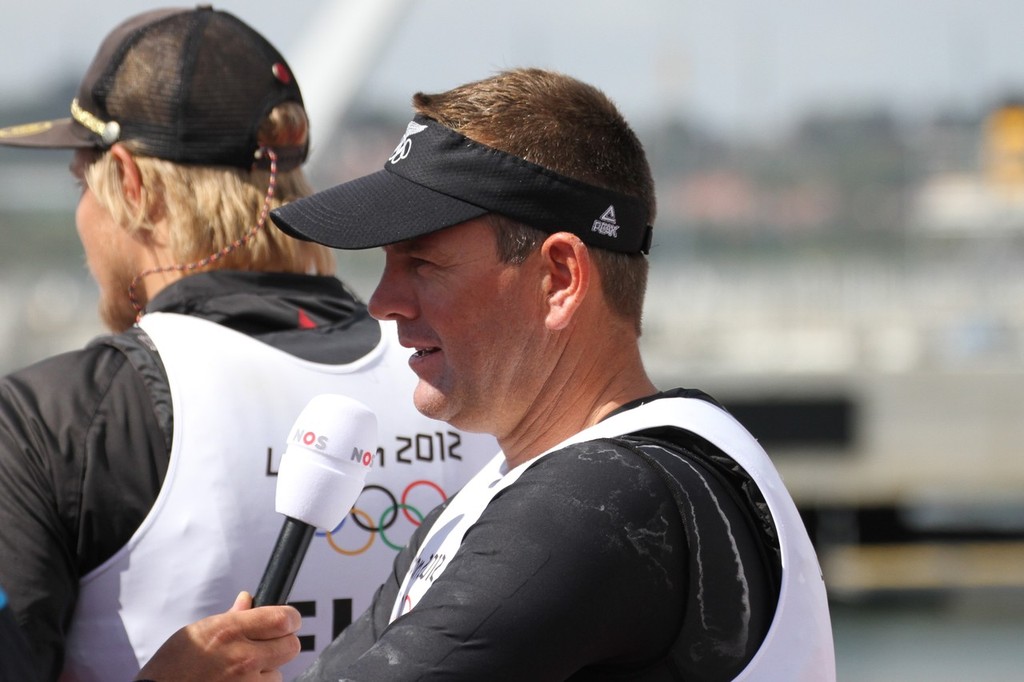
[128,147,279,321]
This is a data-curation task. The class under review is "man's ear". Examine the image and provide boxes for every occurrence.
[109,143,167,237]
[541,232,591,331]
[108,143,144,208]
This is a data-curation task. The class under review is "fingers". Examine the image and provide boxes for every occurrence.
[258,673,284,682]
[247,624,301,671]
[136,605,302,681]
[200,607,301,673]
[237,604,302,642]
[225,592,300,641]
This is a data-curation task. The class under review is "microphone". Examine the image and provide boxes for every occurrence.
[253,394,377,607]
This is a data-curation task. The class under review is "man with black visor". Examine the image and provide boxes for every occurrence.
[135,67,836,682]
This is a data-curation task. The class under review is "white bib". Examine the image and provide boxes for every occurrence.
[389,396,835,681]
[61,313,497,681]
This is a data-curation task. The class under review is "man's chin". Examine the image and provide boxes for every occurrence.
[99,298,137,333]
[412,386,491,435]
[412,383,450,423]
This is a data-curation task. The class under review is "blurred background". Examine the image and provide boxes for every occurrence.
[2,1,1023,679]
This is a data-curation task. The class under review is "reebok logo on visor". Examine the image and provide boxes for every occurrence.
[592,205,620,238]
[389,120,429,165]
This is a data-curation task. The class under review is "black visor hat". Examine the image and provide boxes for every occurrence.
[272,115,653,254]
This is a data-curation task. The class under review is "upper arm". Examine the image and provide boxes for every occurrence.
[0,346,167,680]
[0,357,85,679]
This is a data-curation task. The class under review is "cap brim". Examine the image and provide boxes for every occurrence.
[272,167,489,249]
[0,117,100,149]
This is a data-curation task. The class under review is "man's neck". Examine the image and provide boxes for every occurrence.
[497,353,657,469]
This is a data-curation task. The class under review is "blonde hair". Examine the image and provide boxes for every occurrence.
[84,101,334,276]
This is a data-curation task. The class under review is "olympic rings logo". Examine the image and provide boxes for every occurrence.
[315,480,448,555]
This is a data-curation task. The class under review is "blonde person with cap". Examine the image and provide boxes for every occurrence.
[131,67,836,681]
[0,6,496,681]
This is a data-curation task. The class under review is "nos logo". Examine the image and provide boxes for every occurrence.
[293,429,329,450]
[291,430,373,466]
[351,447,373,467]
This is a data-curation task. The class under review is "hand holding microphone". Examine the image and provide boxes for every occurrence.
[253,394,377,607]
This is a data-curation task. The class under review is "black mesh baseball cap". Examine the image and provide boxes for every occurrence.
[0,5,307,170]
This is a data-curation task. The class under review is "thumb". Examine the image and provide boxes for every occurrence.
[230,590,253,612]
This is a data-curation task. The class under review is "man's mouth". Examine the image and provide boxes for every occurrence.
[413,347,440,358]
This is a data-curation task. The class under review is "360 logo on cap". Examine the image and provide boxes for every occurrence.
[388,120,428,165]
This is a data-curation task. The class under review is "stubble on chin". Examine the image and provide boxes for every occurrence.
[98,286,138,333]
[412,380,493,436]
[412,382,448,423]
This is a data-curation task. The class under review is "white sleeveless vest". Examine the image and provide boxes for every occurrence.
[60,312,497,681]
[391,396,835,681]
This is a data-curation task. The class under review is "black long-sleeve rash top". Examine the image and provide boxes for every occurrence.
[299,431,781,682]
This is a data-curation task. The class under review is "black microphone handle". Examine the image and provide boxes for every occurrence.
[252,516,316,607]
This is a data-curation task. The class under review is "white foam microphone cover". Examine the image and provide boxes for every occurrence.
[275,394,377,530]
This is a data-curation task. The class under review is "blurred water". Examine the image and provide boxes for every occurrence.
[833,590,1024,681]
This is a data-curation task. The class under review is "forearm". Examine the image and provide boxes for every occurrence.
[0,348,168,679]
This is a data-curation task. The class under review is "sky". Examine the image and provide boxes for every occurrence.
[3,0,1024,145]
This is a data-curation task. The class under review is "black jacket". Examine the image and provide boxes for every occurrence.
[0,271,378,680]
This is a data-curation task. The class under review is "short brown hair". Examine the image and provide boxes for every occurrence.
[412,68,653,334]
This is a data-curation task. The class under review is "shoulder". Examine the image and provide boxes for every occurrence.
[504,433,774,562]
[513,437,690,502]
[0,334,167,502]
[0,342,136,424]
[0,335,171,573]
[0,344,129,502]
[486,441,684,557]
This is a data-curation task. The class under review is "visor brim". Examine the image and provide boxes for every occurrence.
[272,168,489,250]
[0,117,100,150]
